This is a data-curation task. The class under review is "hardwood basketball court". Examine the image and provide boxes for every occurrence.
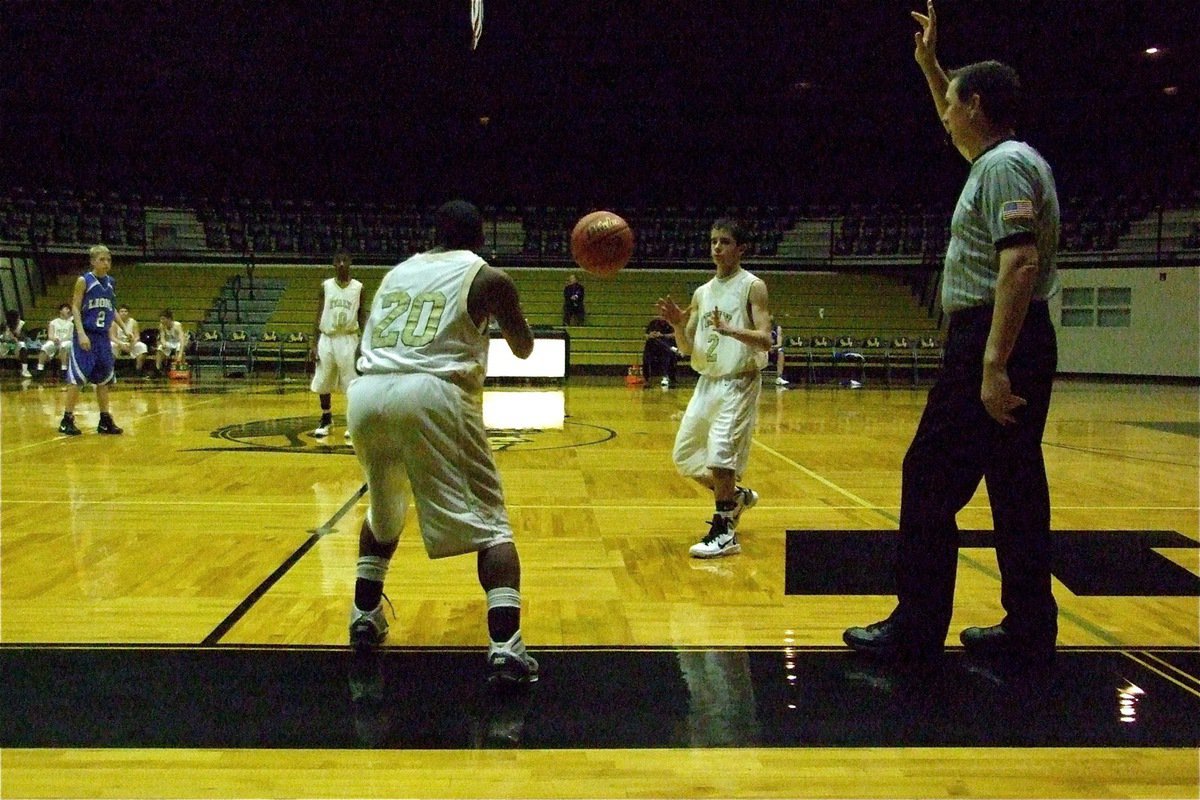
[1,372,1197,798]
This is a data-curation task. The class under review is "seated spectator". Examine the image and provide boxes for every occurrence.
[112,305,148,374]
[1,309,32,378]
[562,273,586,326]
[155,309,188,375]
[643,315,679,389]
[37,302,74,379]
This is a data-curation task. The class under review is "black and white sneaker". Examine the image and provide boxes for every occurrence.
[313,414,333,438]
[689,513,741,558]
[486,648,539,691]
[97,413,123,435]
[349,602,389,652]
[58,414,82,436]
[731,486,759,524]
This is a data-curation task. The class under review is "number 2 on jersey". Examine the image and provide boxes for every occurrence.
[369,290,447,348]
[705,332,719,364]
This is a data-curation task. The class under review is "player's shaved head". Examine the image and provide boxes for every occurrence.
[435,200,484,251]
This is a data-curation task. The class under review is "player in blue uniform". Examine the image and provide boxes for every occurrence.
[59,245,123,436]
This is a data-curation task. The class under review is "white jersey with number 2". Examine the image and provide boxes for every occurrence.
[689,268,768,378]
[356,249,490,393]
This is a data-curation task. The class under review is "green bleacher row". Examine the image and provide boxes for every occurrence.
[30,264,940,369]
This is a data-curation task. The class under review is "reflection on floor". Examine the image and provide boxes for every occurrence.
[2,645,1197,749]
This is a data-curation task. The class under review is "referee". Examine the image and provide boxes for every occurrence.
[844,0,1060,663]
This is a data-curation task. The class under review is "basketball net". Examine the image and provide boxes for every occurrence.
[470,0,483,50]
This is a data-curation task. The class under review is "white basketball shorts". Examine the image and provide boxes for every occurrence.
[310,333,358,394]
[346,372,515,559]
[672,372,761,480]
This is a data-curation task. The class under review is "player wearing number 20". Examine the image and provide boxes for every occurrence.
[59,244,123,437]
[346,200,539,689]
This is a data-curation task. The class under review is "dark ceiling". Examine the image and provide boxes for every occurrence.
[2,0,1196,206]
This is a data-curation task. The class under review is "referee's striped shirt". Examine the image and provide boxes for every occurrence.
[941,139,1061,314]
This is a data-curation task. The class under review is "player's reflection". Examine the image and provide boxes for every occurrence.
[66,457,123,600]
[676,649,760,746]
[470,688,533,748]
[347,651,392,747]
[348,651,536,749]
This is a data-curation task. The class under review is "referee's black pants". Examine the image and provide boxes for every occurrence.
[892,301,1058,650]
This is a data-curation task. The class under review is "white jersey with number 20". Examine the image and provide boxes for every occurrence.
[356,249,490,393]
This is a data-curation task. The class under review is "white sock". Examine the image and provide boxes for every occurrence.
[355,555,390,585]
[486,587,523,651]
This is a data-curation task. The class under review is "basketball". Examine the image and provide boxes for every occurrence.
[570,210,634,276]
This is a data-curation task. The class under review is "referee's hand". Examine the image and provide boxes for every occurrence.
[982,364,1026,425]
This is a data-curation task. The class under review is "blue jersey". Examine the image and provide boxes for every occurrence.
[80,272,116,334]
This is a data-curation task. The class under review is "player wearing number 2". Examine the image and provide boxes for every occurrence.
[59,244,123,436]
[346,200,538,690]
[656,219,775,559]
[310,250,365,439]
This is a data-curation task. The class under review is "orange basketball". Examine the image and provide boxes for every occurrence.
[570,210,634,276]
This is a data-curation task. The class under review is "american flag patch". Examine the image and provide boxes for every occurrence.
[1000,199,1034,222]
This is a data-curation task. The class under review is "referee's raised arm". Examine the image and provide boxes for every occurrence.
[911,0,950,124]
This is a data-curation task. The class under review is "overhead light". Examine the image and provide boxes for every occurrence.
[1144,46,1160,55]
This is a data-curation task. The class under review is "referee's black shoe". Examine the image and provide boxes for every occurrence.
[960,624,1055,664]
[843,618,942,661]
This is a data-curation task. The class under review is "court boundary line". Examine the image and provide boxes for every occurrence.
[1123,651,1200,699]
[1,642,1193,654]
[201,483,367,645]
[752,440,891,522]
[1139,651,1200,691]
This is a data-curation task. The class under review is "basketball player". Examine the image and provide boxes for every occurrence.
[37,303,74,377]
[346,200,538,690]
[154,309,188,374]
[655,219,775,558]
[112,305,148,373]
[309,250,363,439]
[59,244,122,436]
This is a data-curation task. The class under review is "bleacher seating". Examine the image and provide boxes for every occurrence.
[0,188,146,249]
[4,186,1198,264]
[488,268,943,377]
[14,263,934,380]
[6,185,1197,383]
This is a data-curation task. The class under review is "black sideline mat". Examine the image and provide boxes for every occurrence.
[2,645,1198,749]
